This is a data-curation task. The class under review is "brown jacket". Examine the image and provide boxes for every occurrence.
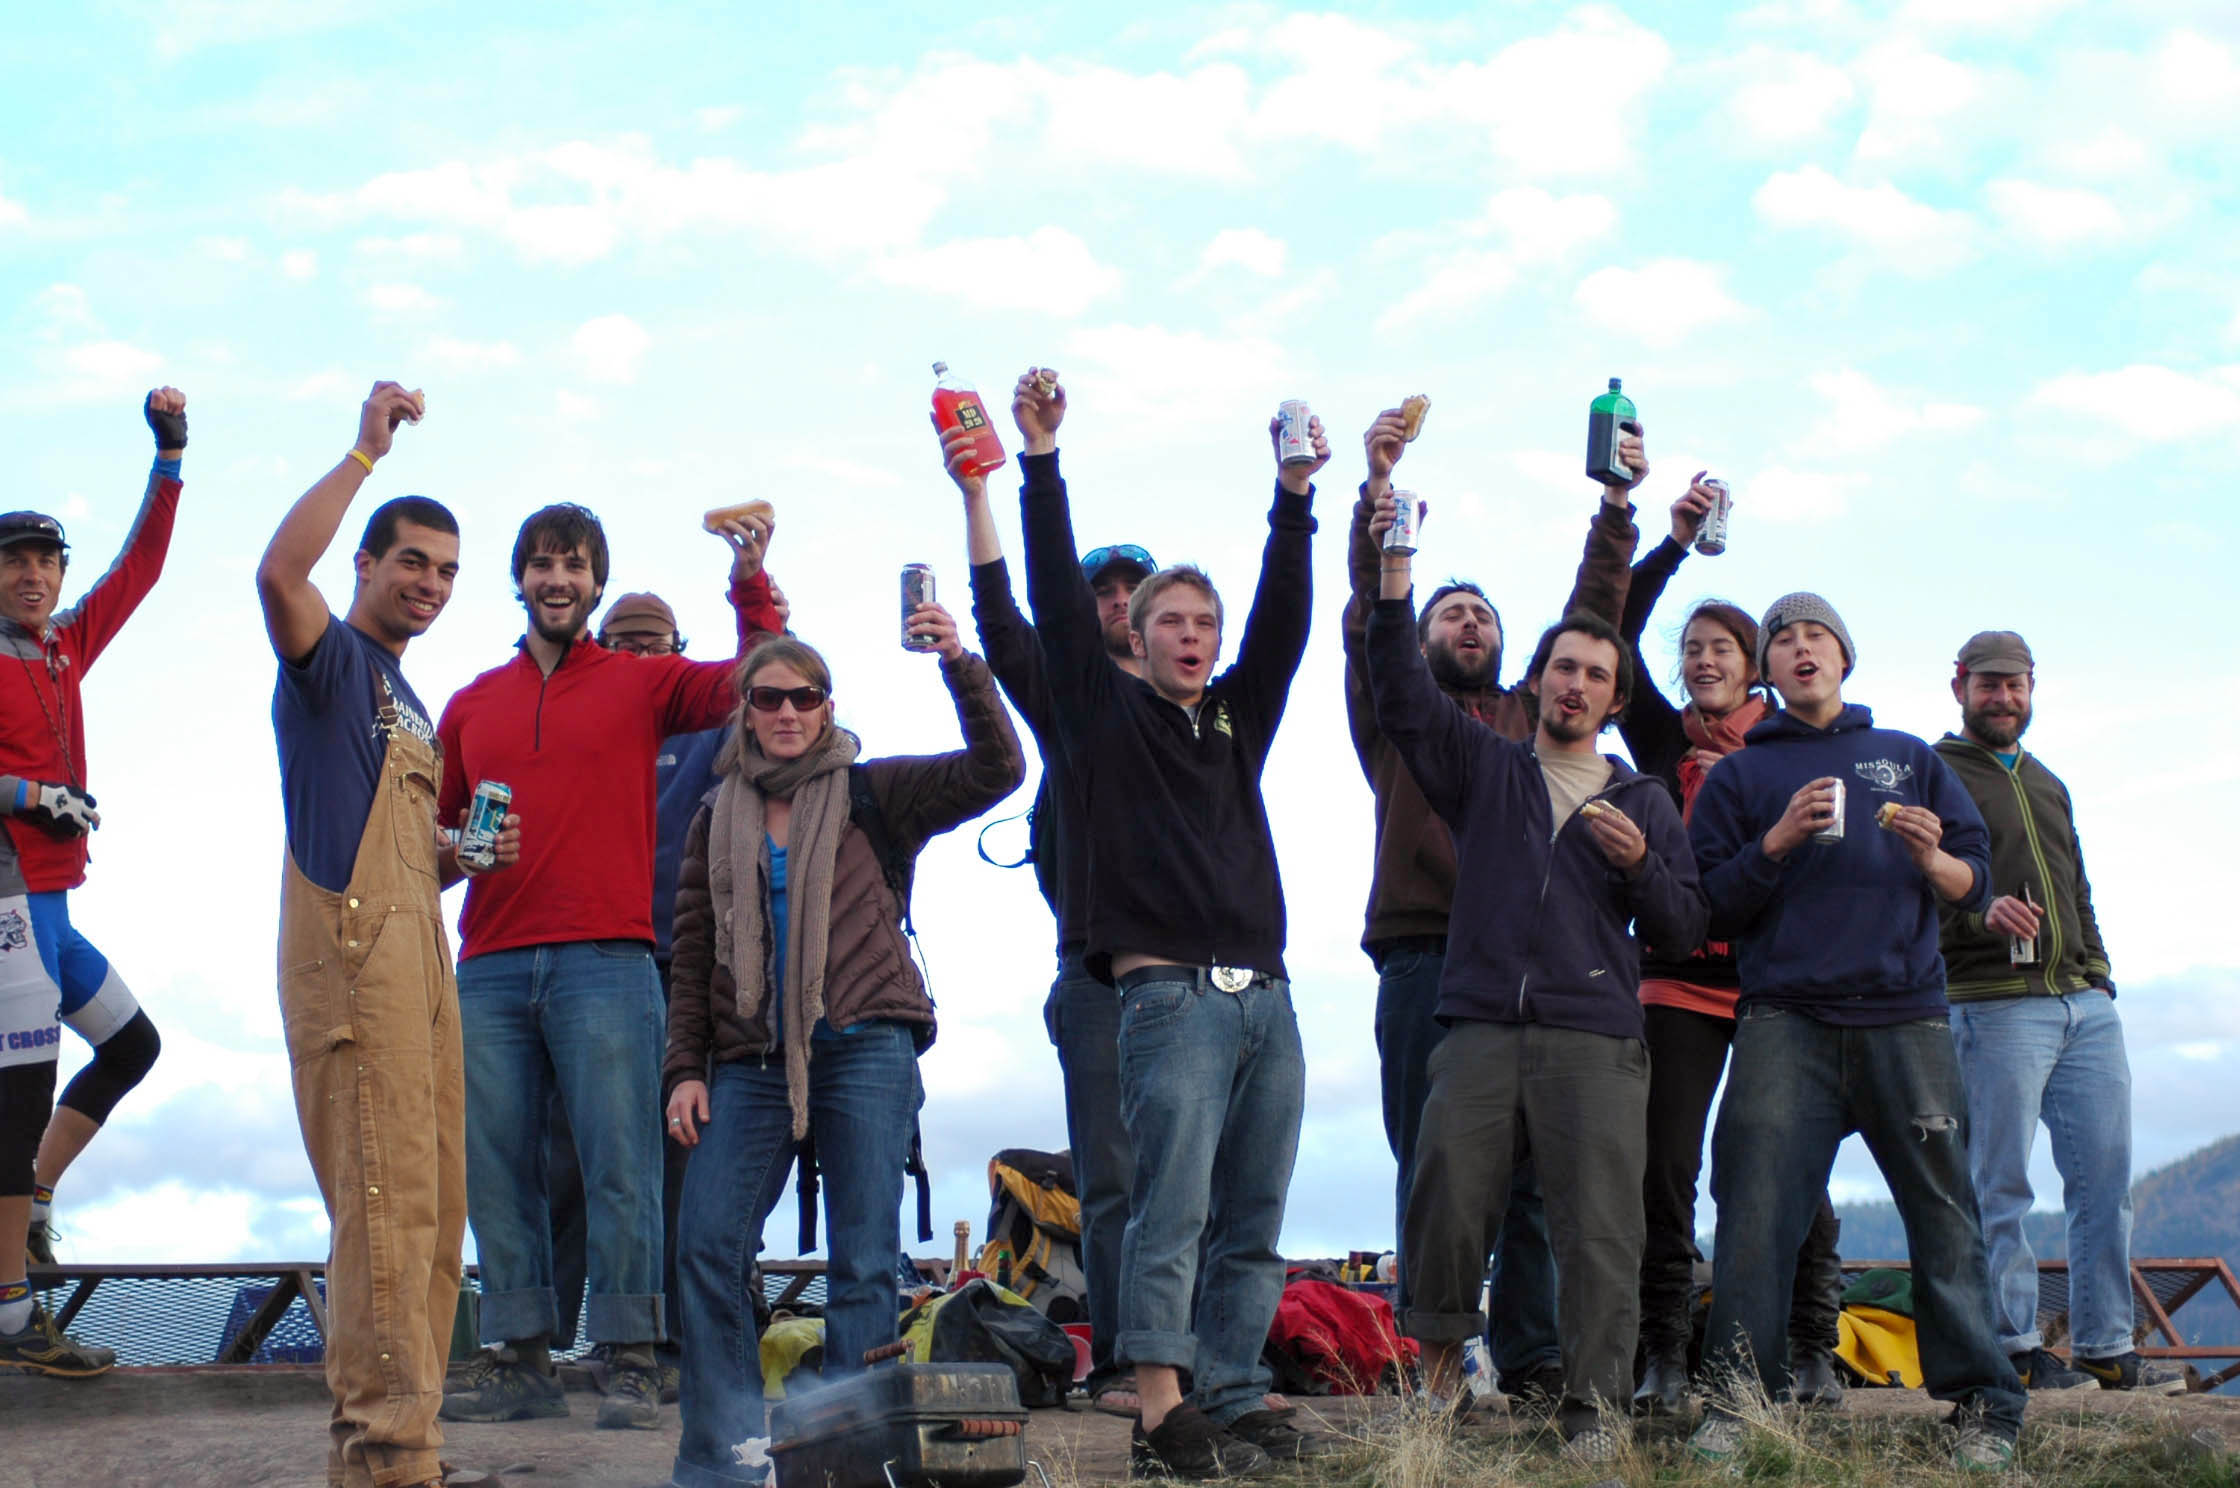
[663,651,1024,1095]
[1342,487,1639,952]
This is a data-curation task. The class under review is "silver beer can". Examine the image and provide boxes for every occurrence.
[1694,478,1732,556]
[2009,932,2038,966]
[1383,490,1421,556]
[901,563,937,651]
[459,780,512,871]
[1812,777,1846,844]
[1276,400,1317,466]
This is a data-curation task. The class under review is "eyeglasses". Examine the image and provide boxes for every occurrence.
[747,684,828,713]
[1080,544,1155,579]
[604,633,683,656]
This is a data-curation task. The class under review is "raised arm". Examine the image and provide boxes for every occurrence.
[1561,446,1646,626]
[257,382,423,664]
[940,412,1054,741]
[1016,372,1116,729]
[1342,408,1410,778]
[62,389,188,668]
[1364,498,1484,823]
[651,523,785,735]
[861,614,1027,847]
[1222,409,1327,733]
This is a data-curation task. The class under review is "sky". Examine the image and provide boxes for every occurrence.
[4,0,2237,1272]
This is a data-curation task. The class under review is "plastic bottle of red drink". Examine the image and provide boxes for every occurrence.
[931,362,1007,479]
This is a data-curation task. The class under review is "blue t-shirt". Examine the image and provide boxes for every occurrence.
[274,614,438,894]
[766,838,856,1042]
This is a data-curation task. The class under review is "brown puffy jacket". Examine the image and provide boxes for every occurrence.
[662,651,1024,1096]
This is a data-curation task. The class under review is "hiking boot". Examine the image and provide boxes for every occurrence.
[1562,1425,1623,1464]
[0,1305,115,1378]
[1688,1411,1747,1464]
[597,1352,663,1429]
[1632,1350,1688,1415]
[1951,1422,2016,1473]
[2009,1345,2093,1390]
[1223,1407,1340,1461]
[1130,1405,1273,1479]
[440,1347,568,1422]
[655,1346,682,1404]
[26,1218,57,1267]
[1787,1351,1846,1408]
[1501,1362,1566,1419]
[2077,1349,2187,1394]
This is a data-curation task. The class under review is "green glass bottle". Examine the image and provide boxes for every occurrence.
[1585,377,1639,486]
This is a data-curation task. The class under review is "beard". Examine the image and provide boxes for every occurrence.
[1965,698,2032,749]
[1539,695,1602,744]
[1427,638,1499,691]
[528,595,592,646]
[1103,615,1133,659]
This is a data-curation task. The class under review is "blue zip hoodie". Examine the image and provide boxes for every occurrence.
[1368,595,1707,1040]
[1687,703,1993,1025]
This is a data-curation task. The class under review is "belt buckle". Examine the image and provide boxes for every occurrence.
[1210,966,1252,994]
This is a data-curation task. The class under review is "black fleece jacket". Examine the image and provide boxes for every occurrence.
[1020,449,1315,984]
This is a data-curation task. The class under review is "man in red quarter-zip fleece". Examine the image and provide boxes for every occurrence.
[435,501,780,1431]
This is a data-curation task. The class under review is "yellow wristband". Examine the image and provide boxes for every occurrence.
[347,448,375,474]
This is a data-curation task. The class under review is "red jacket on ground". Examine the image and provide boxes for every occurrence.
[437,573,780,959]
[0,471,180,892]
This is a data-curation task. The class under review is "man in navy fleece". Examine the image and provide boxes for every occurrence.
[1684,594,2025,1473]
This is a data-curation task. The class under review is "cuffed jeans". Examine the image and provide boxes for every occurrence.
[456,940,666,1346]
[1115,967,1303,1426]
[1951,989,2135,1358]
[1400,1019,1646,1438]
[1639,1003,1842,1363]
[1373,942,1561,1382]
[1045,951,1135,1390]
[672,1024,922,1488]
[1705,1006,2025,1437]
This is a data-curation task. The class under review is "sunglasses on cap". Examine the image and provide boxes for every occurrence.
[1080,544,1155,579]
[747,684,828,713]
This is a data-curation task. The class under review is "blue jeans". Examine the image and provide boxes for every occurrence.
[1951,990,2134,1358]
[456,940,665,1345]
[1115,967,1304,1426]
[1706,1006,2025,1436]
[1045,952,1135,1389]
[672,1024,922,1488]
[1373,943,1560,1381]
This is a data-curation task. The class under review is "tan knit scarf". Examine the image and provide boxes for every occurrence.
[709,721,861,1138]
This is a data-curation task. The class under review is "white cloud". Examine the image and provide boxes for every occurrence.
[280,249,317,280]
[696,105,744,132]
[288,369,354,401]
[1196,228,1287,279]
[872,227,1121,317]
[1746,464,1870,522]
[362,281,439,312]
[34,282,98,332]
[1802,369,1986,455]
[199,235,252,261]
[1380,252,1520,333]
[1573,259,1745,348]
[1986,179,2131,247]
[1752,166,1976,271]
[1724,47,1857,145]
[62,341,164,396]
[0,185,23,227]
[1895,0,2076,30]
[2029,364,2240,443]
[1377,188,1617,330]
[355,232,464,263]
[424,337,522,373]
[571,314,652,385]
[1852,42,1988,164]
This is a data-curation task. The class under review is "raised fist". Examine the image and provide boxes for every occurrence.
[145,387,188,452]
[355,381,426,464]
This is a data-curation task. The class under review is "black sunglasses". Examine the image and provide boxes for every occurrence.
[1080,543,1154,579]
[747,684,828,713]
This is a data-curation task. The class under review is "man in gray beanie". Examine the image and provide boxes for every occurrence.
[1682,592,2027,1472]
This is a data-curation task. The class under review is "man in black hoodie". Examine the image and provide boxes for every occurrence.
[1021,378,1329,1478]
[1366,494,1707,1463]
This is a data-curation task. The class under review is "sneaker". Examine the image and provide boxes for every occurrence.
[1563,1425,1623,1464]
[1502,1362,1566,1420]
[26,1218,57,1267]
[1130,1405,1273,1479]
[0,1305,115,1378]
[440,1347,568,1423]
[1688,1411,1747,1464]
[2077,1350,2187,1395]
[596,1356,663,1429]
[1951,1422,2016,1473]
[1786,1351,1846,1408]
[1632,1351,1688,1415]
[2009,1346,2094,1391]
[1223,1407,1340,1461]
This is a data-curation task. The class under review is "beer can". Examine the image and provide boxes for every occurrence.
[1813,777,1846,844]
[1694,478,1732,557]
[1383,490,1421,556]
[900,563,937,651]
[459,780,511,871]
[2009,932,2038,966]
[1276,400,1317,466]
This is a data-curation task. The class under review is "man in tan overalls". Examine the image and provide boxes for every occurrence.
[257,383,520,1488]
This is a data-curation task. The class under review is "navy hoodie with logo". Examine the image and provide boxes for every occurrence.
[1366,595,1707,1041]
[1686,703,1993,1026]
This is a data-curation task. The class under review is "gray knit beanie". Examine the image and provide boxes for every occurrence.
[1758,592,1855,678]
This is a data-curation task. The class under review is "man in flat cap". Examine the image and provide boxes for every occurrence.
[1934,631,2180,1396]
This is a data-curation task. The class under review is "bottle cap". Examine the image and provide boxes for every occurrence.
[1608,377,1622,391]
[933,361,948,375]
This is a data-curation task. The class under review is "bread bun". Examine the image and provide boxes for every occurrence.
[702,499,776,536]
[1580,801,1608,820]
[1876,801,1903,829]
[1399,394,1432,443]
